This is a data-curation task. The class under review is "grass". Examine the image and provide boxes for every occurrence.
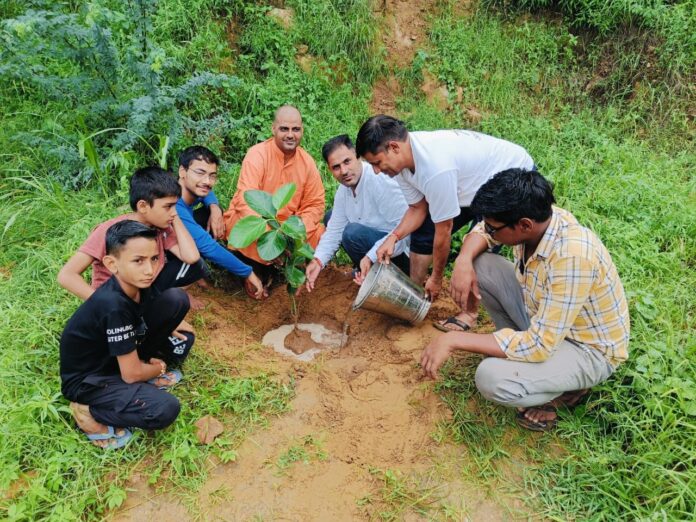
[1,0,695,519]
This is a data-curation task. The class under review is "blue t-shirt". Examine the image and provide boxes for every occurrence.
[176,192,252,277]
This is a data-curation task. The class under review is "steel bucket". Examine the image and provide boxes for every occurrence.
[352,262,431,323]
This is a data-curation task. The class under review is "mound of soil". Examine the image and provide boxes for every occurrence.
[284,327,322,355]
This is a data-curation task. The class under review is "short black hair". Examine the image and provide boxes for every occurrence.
[129,166,181,211]
[178,145,220,169]
[355,115,409,157]
[470,169,555,224]
[321,134,354,163]
[105,220,158,256]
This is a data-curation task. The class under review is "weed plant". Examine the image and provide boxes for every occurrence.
[1,0,694,519]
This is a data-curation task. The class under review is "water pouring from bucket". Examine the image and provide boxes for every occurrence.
[352,262,431,323]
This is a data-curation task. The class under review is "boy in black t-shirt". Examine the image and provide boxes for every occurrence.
[60,220,195,449]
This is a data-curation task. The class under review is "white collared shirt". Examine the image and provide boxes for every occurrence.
[314,161,409,265]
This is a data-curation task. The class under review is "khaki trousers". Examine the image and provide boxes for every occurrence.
[473,253,614,408]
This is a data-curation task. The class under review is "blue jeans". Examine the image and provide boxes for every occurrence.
[332,220,410,273]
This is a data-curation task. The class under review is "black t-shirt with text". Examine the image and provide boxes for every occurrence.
[60,276,148,400]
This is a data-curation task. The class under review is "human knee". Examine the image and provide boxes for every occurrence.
[341,222,366,247]
[144,393,181,430]
[473,253,505,291]
[475,359,528,406]
[159,287,191,316]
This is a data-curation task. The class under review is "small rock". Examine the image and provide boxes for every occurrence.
[194,415,224,445]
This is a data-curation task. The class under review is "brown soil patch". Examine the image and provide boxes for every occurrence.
[284,327,321,354]
[370,0,440,114]
[113,266,522,521]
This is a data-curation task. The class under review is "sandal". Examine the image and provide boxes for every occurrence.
[85,426,133,450]
[147,369,183,390]
[433,316,472,333]
[515,405,558,432]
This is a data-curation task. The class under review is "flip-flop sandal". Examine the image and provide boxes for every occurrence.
[433,316,472,333]
[147,369,183,390]
[555,389,590,409]
[515,405,558,432]
[86,427,133,450]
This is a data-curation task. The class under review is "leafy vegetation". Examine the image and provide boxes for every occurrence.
[0,0,694,520]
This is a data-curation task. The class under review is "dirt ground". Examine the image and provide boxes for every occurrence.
[370,0,439,113]
[113,267,526,521]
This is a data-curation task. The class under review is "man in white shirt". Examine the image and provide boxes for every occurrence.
[355,115,534,331]
[305,135,409,292]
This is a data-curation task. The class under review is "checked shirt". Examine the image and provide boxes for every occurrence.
[473,207,630,367]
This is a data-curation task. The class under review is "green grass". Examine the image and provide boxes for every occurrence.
[1,0,695,519]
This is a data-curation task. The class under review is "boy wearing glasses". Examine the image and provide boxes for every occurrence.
[61,221,190,449]
[177,146,265,300]
[420,169,630,431]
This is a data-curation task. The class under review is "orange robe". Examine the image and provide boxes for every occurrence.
[224,138,325,264]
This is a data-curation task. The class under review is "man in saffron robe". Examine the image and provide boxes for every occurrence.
[224,105,325,285]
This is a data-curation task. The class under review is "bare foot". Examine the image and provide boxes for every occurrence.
[518,406,558,425]
[70,402,127,448]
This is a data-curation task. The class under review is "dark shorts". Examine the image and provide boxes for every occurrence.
[410,207,478,255]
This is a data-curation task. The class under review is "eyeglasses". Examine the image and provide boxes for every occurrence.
[483,221,510,237]
[189,169,218,182]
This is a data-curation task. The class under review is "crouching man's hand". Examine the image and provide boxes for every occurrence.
[420,333,455,380]
[304,258,322,293]
[353,256,373,285]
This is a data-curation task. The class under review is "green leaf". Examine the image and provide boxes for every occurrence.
[295,242,315,260]
[244,189,277,219]
[268,219,280,230]
[229,216,267,248]
[284,263,306,288]
[280,215,306,239]
[272,183,296,210]
[257,230,287,261]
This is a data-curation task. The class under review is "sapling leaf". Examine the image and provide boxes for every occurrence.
[229,216,267,248]
[244,190,277,218]
[272,182,296,210]
[257,230,287,260]
[268,219,280,230]
[284,264,306,288]
[296,242,315,260]
[281,215,306,239]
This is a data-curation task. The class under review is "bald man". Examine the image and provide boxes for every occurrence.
[224,106,325,289]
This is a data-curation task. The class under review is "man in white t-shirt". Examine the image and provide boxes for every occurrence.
[305,135,409,292]
[355,115,534,331]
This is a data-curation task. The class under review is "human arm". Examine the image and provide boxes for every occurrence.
[424,218,454,301]
[117,350,167,384]
[167,214,200,265]
[313,191,348,267]
[494,256,596,362]
[57,252,96,301]
[202,191,225,240]
[376,198,428,263]
[420,331,505,379]
[450,223,493,311]
[295,161,326,239]
[178,201,254,278]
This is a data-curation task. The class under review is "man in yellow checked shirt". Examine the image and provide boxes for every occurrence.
[420,168,630,431]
